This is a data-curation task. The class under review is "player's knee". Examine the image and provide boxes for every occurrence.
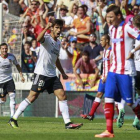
[9,92,16,100]
[58,91,67,101]
[27,91,39,103]
[127,103,132,106]
[96,92,103,98]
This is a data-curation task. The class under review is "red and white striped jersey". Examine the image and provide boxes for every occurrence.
[109,21,140,75]
[102,47,112,79]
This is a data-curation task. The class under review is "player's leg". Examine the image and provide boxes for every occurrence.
[81,79,104,120]
[9,74,42,128]
[95,72,116,138]
[53,77,83,129]
[6,79,16,118]
[0,97,6,104]
[116,99,125,128]
[117,75,140,127]
[9,90,40,128]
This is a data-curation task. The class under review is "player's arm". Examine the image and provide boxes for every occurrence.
[16,64,25,83]
[37,22,52,43]
[56,57,68,79]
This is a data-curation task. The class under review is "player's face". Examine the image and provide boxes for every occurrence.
[52,24,63,38]
[31,2,38,12]
[100,36,106,47]
[107,11,117,26]
[32,40,37,48]
[0,45,8,56]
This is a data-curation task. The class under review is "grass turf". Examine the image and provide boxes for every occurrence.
[0,117,139,140]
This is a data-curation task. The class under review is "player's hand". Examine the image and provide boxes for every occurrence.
[102,77,106,83]
[62,73,68,80]
[126,52,134,60]
[45,22,52,30]
[20,76,25,83]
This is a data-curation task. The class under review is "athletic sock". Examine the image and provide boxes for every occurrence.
[59,100,71,124]
[89,97,101,116]
[104,98,114,134]
[118,99,125,110]
[9,93,16,117]
[13,98,31,120]
[132,100,140,120]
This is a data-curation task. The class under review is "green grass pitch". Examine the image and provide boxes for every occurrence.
[0,117,139,140]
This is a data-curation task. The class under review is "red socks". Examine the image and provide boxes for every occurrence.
[89,101,100,116]
[105,103,114,133]
[133,104,140,120]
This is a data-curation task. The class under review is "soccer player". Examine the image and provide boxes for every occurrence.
[80,34,112,120]
[0,43,25,118]
[95,6,140,138]
[9,19,83,129]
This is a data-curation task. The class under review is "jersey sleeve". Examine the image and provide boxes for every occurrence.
[126,24,140,40]
[41,35,50,48]
[12,55,18,65]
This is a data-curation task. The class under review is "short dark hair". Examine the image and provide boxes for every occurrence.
[102,34,110,43]
[24,41,31,46]
[0,43,8,49]
[133,14,140,29]
[106,5,124,20]
[82,50,90,57]
[51,19,64,27]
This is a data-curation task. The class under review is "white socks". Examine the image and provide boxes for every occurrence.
[59,100,71,124]
[13,98,31,120]
[9,93,16,117]
[95,97,101,103]
[118,99,125,110]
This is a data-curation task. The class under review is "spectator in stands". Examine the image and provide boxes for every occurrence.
[2,0,9,13]
[94,0,107,39]
[22,41,35,73]
[8,0,23,16]
[68,3,78,19]
[69,6,91,51]
[58,5,73,34]
[56,0,81,11]
[59,37,73,73]
[22,23,35,46]
[74,51,99,88]
[84,33,103,64]
[30,39,40,58]
[82,0,97,16]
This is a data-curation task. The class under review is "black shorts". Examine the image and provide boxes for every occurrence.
[0,79,15,98]
[135,71,140,90]
[31,74,63,94]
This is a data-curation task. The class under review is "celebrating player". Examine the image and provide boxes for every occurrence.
[95,6,140,138]
[0,43,25,118]
[9,19,83,129]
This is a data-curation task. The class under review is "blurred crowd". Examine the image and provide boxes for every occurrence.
[1,0,140,74]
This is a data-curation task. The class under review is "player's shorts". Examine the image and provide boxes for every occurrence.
[31,74,63,94]
[105,72,135,103]
[135,71,140,90]
[0,79,15,98]
[98,79,105,93]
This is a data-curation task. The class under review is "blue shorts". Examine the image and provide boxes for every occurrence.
[105,72,135,103]
[98,79,105,93]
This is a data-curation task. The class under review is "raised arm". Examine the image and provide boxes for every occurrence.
[37,22,52,43]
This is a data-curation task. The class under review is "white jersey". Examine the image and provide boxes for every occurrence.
[34,34,61,77]
[0,53,18,83]
[109,21,140,76]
